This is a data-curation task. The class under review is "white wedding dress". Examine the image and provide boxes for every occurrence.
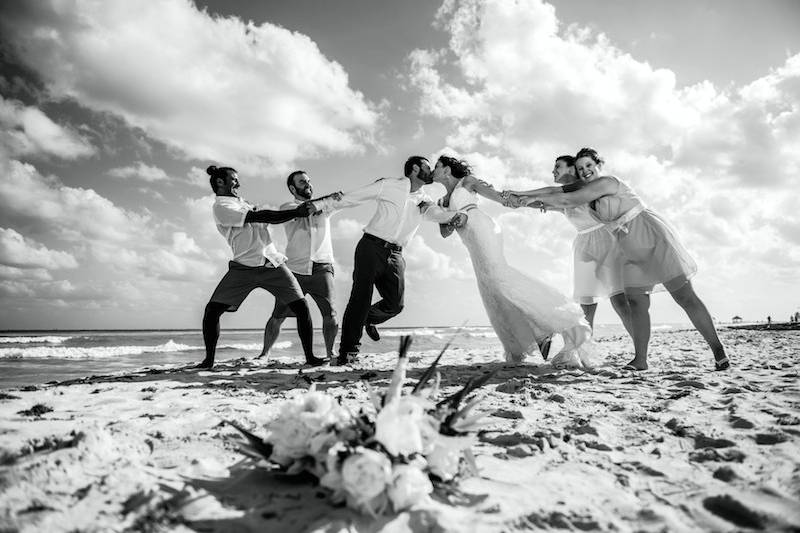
[444,183,595,367]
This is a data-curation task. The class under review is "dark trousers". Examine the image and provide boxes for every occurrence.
[338,235,405,356]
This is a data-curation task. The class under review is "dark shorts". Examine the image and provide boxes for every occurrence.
[271,262,336,319]
[209,261,304,312]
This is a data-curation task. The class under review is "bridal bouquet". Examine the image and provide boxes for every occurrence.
[228,336,494,516]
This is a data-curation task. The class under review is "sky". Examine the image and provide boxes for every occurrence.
[0,0,798,330]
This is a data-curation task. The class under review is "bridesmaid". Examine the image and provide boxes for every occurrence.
[507,155,633,335]
[519,148,729,371]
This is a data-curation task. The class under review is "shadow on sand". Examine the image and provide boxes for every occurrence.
[49,356,601,396]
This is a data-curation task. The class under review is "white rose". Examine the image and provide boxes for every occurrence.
[425,435,474,481]
[375,396,430,456]
[267,417,315,465]
[341,448,392,504]
[266,389,352,465]
[296,390,350,431]
[319,442,347,499]
[387,464,433,511]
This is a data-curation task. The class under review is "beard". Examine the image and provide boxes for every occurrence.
[297,187,313,199]
[421,171,434,185]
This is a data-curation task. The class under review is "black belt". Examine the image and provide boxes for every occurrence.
[363,233,402,252]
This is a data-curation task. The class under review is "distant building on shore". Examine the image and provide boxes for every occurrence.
[732,315,743,323]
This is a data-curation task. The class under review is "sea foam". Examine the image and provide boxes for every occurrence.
[0,339,291,359]
[0,336,72,344]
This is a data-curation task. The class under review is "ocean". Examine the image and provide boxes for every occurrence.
[0,324,676,388]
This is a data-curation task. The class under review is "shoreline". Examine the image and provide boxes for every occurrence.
[727,322,800,331]
[0,323,692,334]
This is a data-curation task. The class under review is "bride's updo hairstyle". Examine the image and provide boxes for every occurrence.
[437,155,472,180]
[207,165,237,192]
[575,147,604,166]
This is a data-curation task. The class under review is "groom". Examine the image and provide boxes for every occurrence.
[315,156,459,365]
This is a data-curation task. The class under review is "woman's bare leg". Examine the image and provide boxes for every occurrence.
[668,281,728,367]
[625,293,650,370]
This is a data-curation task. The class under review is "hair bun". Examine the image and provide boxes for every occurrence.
[206,165,218,176]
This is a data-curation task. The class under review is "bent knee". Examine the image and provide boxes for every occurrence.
[625,295,650,309]
[204,301,227,317]
[671,289,698,308]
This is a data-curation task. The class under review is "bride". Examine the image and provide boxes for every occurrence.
[432,155,594,367]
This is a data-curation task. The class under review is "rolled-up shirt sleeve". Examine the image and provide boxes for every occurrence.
[213,198,250,227]
[420,201,455,224]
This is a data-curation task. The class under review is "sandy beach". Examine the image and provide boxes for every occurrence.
[1,327,799,532]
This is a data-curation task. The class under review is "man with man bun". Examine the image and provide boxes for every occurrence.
[198,165,326,369]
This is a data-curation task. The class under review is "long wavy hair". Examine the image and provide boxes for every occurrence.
[437,155,472,179]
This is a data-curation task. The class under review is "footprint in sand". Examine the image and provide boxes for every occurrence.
[694,434,735,449]
[776,414,800,426]
[689,448,746,463]
[702,495,765,530]
[515,511,603,531]
[721,386,743,394]
[754,432,789,445]
[729,416,755,429]
[712,466,737,482]
[491,409,524,419]
[672,379,706,389]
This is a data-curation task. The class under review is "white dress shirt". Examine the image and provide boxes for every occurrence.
[313,178,453,247]
[213,196,287,267]
[280,199,335,275]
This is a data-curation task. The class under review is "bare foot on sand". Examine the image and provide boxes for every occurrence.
[195,359,214,370]
[623,359,648,371]
[305,355,328,367]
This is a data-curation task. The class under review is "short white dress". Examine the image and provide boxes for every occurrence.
[591,177,697,294]
[563,206,625,304]
[443,182,594,367]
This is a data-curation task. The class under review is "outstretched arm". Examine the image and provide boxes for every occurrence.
[509,185,564,196]
[244,203,315,224]
[512,181,586,196]
[525,177,618,209]
[312,180,384,212]
[462,174,509,205]
[308,191,343,216]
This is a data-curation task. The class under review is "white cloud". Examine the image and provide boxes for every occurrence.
[0,158,151,243]
[108,162,169,182]
[0,156,223,316]
[0,227,78,270]
[186,166,211,189]
[0,265,53,281]
[0,95,94,159]
[332,218,364,240]
[0,0,380,171]
[409,0,800,189]
[404,235,469,280]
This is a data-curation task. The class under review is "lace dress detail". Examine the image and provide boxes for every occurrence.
[447,184,594,366]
